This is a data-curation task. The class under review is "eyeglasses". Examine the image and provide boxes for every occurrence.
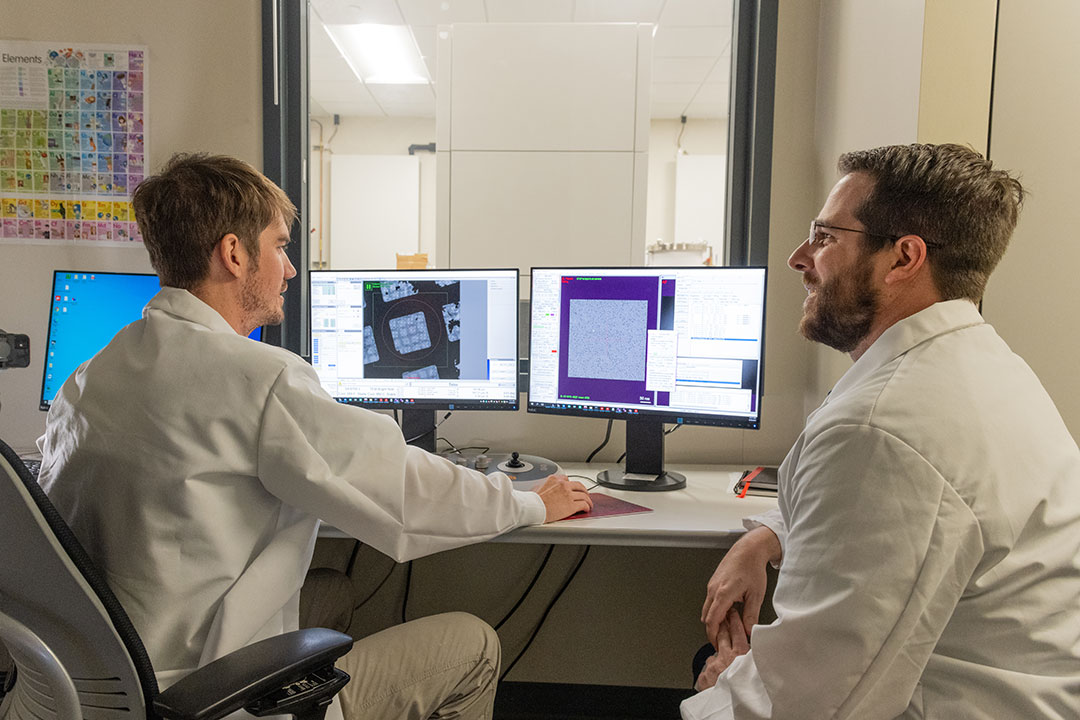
[808,221,941,249]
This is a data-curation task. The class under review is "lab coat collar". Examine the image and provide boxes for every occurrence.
[824,299,985,406]
[146,286,240,336]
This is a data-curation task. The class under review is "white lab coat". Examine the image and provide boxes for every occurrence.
[682,300,1080,719]
[38,287,545,692]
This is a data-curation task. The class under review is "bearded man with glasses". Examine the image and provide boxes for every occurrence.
[684,144,1080,720]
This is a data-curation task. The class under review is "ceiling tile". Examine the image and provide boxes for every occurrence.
[651,82,700,105]
[684,96,727,119]
[650,100,690,119]
[654,26,729,58]
[652,57,716,84]
[411,25,438,61]
[368,83,437,105]
[309,0,404,25]
[398,0,487,26]
[573,0,665,23]
[705,59,731,84]
[485,0,574,22]
[659,0,734,27]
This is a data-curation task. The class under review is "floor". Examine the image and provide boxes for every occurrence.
[494,682,690,720]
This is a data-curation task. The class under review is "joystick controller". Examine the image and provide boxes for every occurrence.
[504,451,526,469]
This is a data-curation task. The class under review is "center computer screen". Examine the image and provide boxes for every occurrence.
[528,266,767,429]
[309,269,519,410]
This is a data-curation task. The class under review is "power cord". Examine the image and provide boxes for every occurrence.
[404,411,452,444]
[499,545,592,682]
[345,541,363,576]
[401,561,414,623]
[352,559,398,612]
[585,419,614,462]
[566,473,600,491]
[493,544,555,631]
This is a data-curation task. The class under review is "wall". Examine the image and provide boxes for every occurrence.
[982,0,1080,442]
[803,0,927,415]
[0,0,263,453]
[916,0,996,150]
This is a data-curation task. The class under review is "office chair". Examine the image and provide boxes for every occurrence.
[0,436,354,720]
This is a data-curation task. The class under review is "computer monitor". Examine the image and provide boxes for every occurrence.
[528,266,768,491]
[309,268,520,452]
[40,270,263,410]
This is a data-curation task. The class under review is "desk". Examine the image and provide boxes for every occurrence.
[320,463,778,550]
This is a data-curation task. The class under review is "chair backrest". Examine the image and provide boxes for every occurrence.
[0,437,158,720]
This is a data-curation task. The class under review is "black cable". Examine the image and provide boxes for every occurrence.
[353,560,398,610]
[566,473,600,491]
[499,545,592,682]
[401,560,414,623]
[404,411,452,444]
[454,445,490,454]
[585,419,614,463]
[493,544,555,631]
[344,541,363,576]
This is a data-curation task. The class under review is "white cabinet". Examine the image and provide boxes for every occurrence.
[436,23,652,280]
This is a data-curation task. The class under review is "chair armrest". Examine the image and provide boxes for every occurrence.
[153,628,354,720]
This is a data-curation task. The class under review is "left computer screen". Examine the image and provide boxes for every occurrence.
[309,268,520,410]
[40,271,263,410]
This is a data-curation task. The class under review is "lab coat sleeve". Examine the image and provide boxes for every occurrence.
[743,508,786,567]
[683,424,984,720]
[254,362,546,562]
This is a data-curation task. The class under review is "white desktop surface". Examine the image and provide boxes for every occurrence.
[320,463,778,550]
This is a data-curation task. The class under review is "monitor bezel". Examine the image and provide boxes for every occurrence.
[308,267,521,412]
[526,265,768,430]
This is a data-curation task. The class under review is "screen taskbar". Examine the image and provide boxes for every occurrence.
[334,396,517,410]
[527,400,760,429]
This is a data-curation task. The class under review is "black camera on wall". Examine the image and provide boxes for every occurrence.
[0,330,30,369]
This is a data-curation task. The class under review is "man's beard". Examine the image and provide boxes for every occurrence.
[799,253,878,353]
[240,274,285,329]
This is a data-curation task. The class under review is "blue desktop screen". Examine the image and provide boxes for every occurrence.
[40,271,262,409]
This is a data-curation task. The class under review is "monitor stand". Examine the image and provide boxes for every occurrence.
[400,409,437,454]
[596,418,686,492]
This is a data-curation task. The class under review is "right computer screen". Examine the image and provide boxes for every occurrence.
[528,266,767,490]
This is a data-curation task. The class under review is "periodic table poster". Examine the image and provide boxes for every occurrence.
[0,41,148,246]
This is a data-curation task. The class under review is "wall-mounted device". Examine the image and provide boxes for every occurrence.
[0,330,30,369]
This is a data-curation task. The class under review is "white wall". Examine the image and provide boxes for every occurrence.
[804,0,926,415]
[982,0,1080,442]
[0,0,263,453]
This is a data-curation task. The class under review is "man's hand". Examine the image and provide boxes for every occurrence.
[694,608,751,692]
[701,525,781,646]
[535,474,593,522]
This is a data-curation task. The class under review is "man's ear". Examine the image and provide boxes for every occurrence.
[215,233,247,280]
[884,235,930,285]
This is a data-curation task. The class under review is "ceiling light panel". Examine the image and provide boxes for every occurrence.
[326,23,431,84]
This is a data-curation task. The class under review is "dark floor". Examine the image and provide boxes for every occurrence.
[494,682,690,720]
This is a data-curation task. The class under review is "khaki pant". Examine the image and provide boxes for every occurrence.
[301,569,499,720]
